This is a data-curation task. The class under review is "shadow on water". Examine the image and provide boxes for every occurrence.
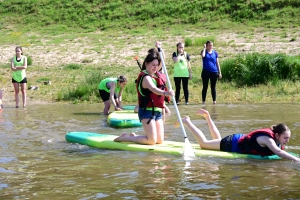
[0,103,300,199]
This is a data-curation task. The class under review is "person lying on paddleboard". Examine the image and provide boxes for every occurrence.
[98,75,127,115]
[114,53,174,145]
[175,109,300,162]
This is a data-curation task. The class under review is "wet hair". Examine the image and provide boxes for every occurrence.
[117,75,127,83]
[141,53,161,70]
[271,124,290,136]
[15,46,23,55]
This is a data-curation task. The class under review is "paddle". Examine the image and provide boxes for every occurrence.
[133,56,142,71]
[158,47,195,158]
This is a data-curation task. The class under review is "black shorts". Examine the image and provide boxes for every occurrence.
[220,135,233,152]
[99,90,117,102]
[12,77,27,83]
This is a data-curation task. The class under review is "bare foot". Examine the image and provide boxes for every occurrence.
[196,109,210,118]
[129,132,136,136]
[174,116,190,128]
[114,133,127,142]
[114,132,136,142]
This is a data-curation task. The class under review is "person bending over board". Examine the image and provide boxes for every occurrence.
[98,75,127,115]
[114,53,174,145]
[175,109,300,162]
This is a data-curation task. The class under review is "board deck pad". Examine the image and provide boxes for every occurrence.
[65,132,298,160]
[107,105,142,128]
[107,110,142,128]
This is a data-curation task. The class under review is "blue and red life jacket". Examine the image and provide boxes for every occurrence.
[237,128,284,156]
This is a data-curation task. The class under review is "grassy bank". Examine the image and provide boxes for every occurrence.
[1,0,299,32]
[0,0,299,105]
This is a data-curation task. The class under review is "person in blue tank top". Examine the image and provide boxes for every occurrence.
[175,109,300,162]
[11,46,28,108]
[200,41,222,105]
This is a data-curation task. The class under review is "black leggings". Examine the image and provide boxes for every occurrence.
[174,77,189,103]
[201,69,218,102]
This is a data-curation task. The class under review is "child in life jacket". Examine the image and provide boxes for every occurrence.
[134,42,170,115]
[114,53,174,145]
[98,76,127,115]
[174,109,300,162]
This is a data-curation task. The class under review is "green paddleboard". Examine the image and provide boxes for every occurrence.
[65,132,298,160]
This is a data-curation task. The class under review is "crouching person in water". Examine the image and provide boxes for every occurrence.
[175,109,300,162]
[98,75,127,115]
[114,53,174,145]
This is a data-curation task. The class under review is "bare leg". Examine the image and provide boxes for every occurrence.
[21,83,26,107]
[13,82,20,107]
[175,116,221,150]
[103,100,111,115]
[114,118,164,145]
[196,109,221,139]
[134,105,139,113]
[155,119,164,144]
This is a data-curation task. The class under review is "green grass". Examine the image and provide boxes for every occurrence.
[0,0,300,104]
[1,0,300,33]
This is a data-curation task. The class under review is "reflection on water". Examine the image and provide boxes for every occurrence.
[0,103,300,199]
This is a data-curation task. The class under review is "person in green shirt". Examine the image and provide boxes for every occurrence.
[11,46,28,108]
[172,42,192,105]
[98,76,127,115]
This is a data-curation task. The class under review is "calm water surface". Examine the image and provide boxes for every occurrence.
[1,103,300,199]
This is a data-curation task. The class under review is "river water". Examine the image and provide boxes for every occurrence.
[1,103,300,199]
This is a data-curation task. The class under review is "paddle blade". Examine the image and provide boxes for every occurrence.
[133,56,139,61]
[184,138,195,157]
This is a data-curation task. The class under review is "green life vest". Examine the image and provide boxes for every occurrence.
[98,78,120,93]
[173,52,189,77]
[12,56,26,82]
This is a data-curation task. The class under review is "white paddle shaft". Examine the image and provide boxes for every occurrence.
[158,48,188,139]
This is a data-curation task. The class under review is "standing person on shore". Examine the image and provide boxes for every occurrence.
[11,46,27,108]
[200,41,222,105]
[172,42,192,105]
[175,109,300,162]
[114,53,174,145]
[98,76,127,115]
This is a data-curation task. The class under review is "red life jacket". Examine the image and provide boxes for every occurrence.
[237,128,284,156]
[137,71,166,109]
[158,72,171,103]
